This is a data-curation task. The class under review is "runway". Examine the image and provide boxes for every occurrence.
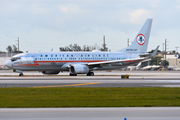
[0,71,180,88]
[1,70,180,87]
[0,107,180,120]
[1,71,180,120]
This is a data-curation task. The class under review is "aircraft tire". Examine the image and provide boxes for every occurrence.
[87,72,94,76]
[90,72,94,76]
[19,73,23,76]
[69,73,77,76]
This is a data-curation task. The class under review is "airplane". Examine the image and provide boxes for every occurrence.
[141,65,161,70]
[5,18,159,76]
[168,64,180,71]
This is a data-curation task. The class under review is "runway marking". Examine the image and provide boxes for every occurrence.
[33,82,101,88]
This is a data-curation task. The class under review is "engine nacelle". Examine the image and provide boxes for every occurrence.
[70,64,89,74]
[42,71,60,75]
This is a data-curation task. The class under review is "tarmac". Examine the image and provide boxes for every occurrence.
[0,70,180,88]
[1,70,180,120]
[0,108,180,120]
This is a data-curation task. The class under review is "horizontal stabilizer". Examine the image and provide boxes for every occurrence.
[150,45,159,58]
[139,45,160,58]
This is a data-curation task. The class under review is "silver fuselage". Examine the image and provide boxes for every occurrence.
[5,52,141,71]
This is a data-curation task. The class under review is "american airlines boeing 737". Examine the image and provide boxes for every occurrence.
[5,19,159,76]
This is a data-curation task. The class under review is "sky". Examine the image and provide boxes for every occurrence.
[0,0,180,53]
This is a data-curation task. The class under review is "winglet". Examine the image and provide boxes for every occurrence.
[150,45,160,58]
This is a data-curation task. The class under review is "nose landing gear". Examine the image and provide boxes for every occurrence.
[13,70,24,76]
[19,72,24,76]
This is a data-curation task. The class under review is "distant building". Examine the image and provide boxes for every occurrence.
[162,54,180,67]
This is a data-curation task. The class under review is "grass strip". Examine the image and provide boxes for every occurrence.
[0,87,180,107]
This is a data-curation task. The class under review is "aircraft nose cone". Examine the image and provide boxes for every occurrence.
[5,60,12,68]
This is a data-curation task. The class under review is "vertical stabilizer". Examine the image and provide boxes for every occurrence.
[118,19,153,54]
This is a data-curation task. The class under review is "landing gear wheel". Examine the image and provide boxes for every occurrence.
[87,72,94,76]
[19,73,23,76]
[69,73,77,76]
[90,72,94,76]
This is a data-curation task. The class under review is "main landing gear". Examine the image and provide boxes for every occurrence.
[69,71,94,76]
[69,73,77,76]
[86,71,94,76]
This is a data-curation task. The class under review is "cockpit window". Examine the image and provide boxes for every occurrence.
[11,57,21,62]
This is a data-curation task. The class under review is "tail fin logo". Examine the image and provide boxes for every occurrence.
[136,34,145,45]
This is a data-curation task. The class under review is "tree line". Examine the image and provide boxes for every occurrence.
[6,45,23,53]
[59,43,109,52]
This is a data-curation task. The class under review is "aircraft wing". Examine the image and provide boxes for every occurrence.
[139,53,152,57]
[87,58,145,66]
[87,46,159,67]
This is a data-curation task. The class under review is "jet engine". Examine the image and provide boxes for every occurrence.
[70,64,89,74]
[42,71,60,75]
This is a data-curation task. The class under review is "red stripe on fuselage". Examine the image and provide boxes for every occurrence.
[17,61,40,66]
[17,60,105,66]
[17,59,142,67]
[37,60,105,63]
[124,59,141,62]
